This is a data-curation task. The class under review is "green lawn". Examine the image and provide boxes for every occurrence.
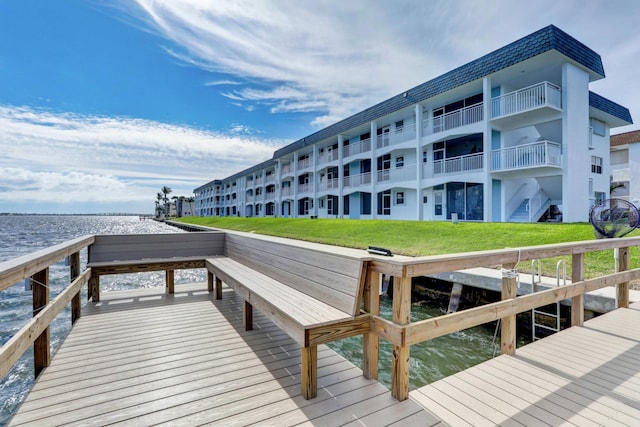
[176,217,640,279]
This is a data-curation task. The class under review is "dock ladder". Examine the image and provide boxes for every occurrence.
[531,260,564,340]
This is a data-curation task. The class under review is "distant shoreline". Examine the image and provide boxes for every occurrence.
[0,212,152,216]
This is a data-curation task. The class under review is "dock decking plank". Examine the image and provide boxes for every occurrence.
[411,303,640,426]
[10,283,429,427]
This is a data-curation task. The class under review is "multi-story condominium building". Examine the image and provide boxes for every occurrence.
[194,25,632,223]
[610,130,640,206]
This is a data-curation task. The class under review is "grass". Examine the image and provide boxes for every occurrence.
[176,217,640,280]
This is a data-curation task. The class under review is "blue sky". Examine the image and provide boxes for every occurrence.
[0,0,639,214]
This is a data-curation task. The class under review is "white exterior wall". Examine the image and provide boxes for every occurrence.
[561,63,591,222]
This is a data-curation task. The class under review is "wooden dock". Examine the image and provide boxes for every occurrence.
[411,301,640,426]
[9,284,442,426]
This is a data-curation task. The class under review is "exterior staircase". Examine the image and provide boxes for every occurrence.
[509,200,530,222]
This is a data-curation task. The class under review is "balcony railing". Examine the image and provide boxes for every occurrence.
[298,157,311,170]
[432,153,484,176]
[377,164,417,183]
[423,103,484,136]
[318,178,340,192]
[265,174,276,184]
[281,187,293,197]
[343,138,371,159]
[491,82,561,119]
[343,172,372,189]
[298,183,311,194]
[281,163,293,175]
[377,125,417,149]
[255,177,263,185]
[491,140,562,171]
[318,150,339,165]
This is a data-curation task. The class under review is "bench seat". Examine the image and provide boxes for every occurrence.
[205,233,370,399]
[206,257,364,346]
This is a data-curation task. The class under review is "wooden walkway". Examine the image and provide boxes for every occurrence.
[10,284,442,426]
[411,302,640,426]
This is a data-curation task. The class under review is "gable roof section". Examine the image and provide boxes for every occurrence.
[611,130,640,147]
[274,25,605,158]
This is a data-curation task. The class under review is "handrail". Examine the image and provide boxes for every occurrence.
[0,268,91,379]
[0,235,95,291]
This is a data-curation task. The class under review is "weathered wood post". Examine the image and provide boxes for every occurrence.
[362,269,380,380]
[501,262,517,355]
[88,274,100,302]
[70,252,81,324]
[207,271,214,293]
[571,253,584,326]
[32,268,50,377]
[166,270,175,294]
[391,275,411,401]
[617,247,630,308]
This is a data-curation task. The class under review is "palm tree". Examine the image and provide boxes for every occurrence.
[161,186,172,205]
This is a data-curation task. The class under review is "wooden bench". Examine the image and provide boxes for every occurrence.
[205,232,370,399]
[88,232,225,301]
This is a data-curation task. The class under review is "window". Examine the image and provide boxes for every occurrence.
[423,151,428,163]
[396,156,404,168]
[591,118,606,136]
[395,192,405,205]
[591,156,603,174]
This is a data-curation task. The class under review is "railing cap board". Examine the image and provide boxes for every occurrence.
[0,235,95,291]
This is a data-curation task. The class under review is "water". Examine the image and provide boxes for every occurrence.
[0,215,204,426]
[0,216,502,425]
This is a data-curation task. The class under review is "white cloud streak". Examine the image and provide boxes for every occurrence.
[126,0,640,130]
[0,106,286,211]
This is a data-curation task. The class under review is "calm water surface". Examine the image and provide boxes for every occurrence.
[0,215,501,425]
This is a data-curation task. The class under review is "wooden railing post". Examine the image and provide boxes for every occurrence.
[391,276,411,401]
[617,247,630,308]
[88,274,100,302]
[571,253,584,326]
[32,268,50,377]
[501,262,517,355]
[166,270,175,294]
[70,252,81,324]
[362,270,380,380]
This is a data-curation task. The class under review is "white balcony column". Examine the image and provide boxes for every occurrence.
[415,104,424,220]
[338,134,345,218]
[371,121,378,218]
[293,152,299,218]
[312,144,319,217]
[561,63,590,222]
[483,76,493,223]
[275,160,282,217]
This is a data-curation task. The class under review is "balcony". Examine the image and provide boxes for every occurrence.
[281,163,293,176]
[281,187,293,197]
[298,157,312,170]
[318,150,339,165]
[298,183,311,194]
[377,126,417,149]
[491,140,561,172]
[265,174,276,184]
[425,153,484,178]
[423,103,484,136]
[344,138,371,159]
[343,172,372,189]
[377,164,417,183]
[491,82,561,127]
[318,178,340,192]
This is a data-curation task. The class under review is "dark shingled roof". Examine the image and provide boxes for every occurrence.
[611,130,640,147]
[273,24,605,158]
[589,91,633,124]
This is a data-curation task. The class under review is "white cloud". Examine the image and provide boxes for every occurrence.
[126,0,640,130]
[0,105,287,211]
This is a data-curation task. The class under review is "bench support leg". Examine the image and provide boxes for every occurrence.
[301,345,317,399]
[363,270,380,380]
[207,271,214,293]
[88,275,100,303]
[215,276,222,300]
[243,301,253,331]
[166,270,174,294]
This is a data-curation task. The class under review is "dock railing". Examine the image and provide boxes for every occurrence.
[367,236,640,400]
[2,231,640,405]
[0,235,95,379]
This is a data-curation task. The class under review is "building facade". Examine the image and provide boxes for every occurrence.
[195,25,632,223]
[610,130,640,206]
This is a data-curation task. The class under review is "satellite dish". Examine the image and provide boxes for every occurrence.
[589,198,640,239]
